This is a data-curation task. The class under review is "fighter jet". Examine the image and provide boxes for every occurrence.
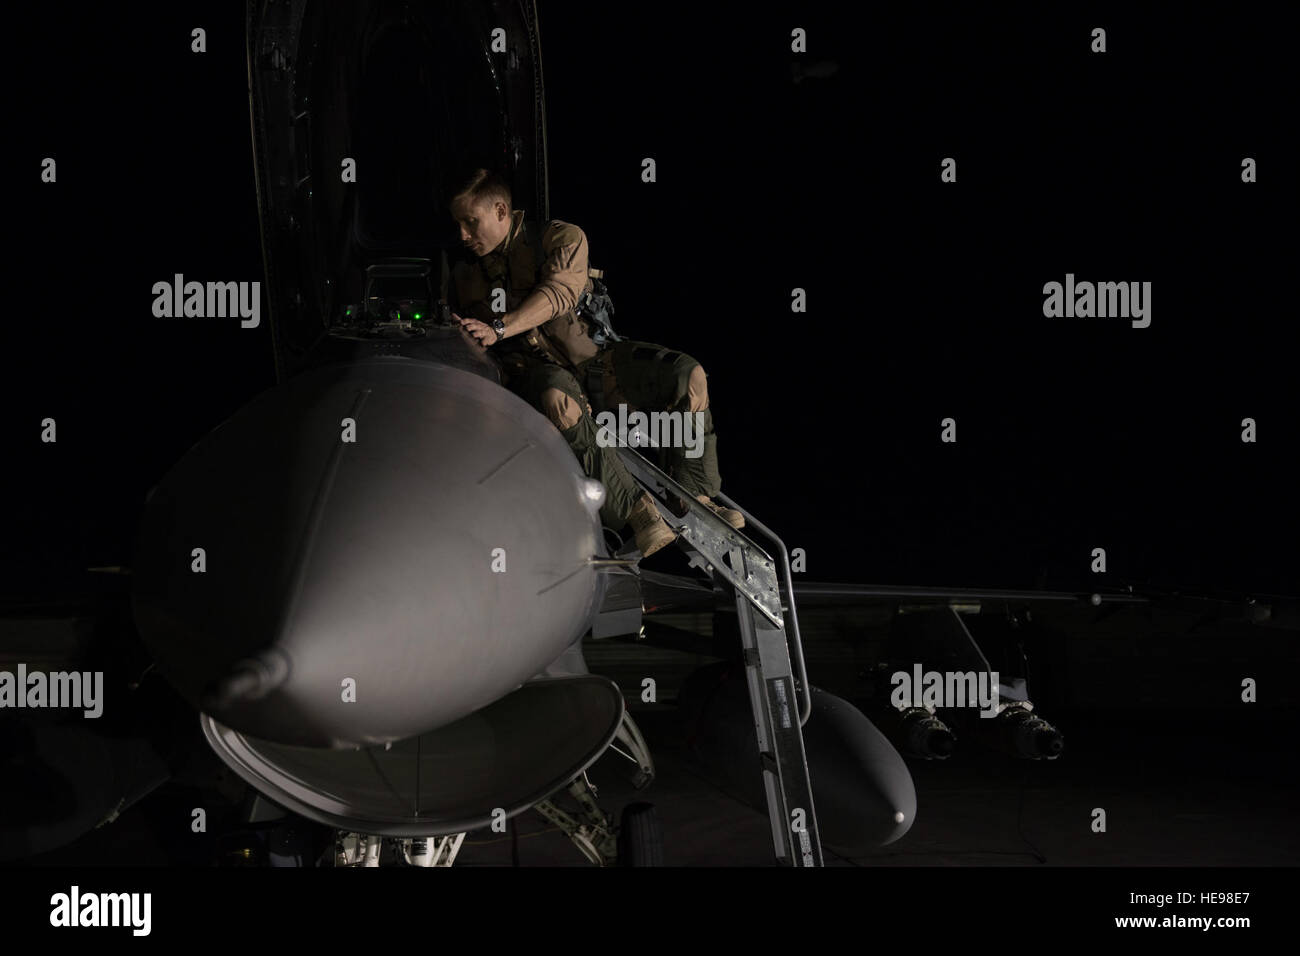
[98,0,936,867]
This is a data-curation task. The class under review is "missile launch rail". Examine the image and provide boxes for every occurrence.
[616,446,824,867]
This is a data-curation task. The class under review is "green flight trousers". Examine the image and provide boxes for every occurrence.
[505,340,723,531]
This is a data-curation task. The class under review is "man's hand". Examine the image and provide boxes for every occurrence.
[455,313,499,348]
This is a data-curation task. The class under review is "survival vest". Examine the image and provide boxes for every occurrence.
[451,211,621,373]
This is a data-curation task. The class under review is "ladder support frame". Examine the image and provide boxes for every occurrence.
[616,447,824,867]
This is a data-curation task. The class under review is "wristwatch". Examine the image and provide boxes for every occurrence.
[490,317,506,341]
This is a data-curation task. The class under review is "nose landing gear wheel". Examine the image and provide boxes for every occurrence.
[616,802,663,866]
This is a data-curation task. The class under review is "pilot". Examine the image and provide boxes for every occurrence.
[446,167,742,557]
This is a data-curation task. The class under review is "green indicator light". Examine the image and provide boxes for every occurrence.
[414,313,421,319]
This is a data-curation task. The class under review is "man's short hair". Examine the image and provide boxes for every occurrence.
[450,167,512,212]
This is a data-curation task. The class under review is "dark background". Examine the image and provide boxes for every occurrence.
[4,1,1296,602]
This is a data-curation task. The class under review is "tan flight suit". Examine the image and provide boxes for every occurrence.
[449,209,720,531]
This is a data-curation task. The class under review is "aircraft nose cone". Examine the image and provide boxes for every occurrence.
[132,358,605,748]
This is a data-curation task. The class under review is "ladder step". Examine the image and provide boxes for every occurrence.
[616,449,784,626]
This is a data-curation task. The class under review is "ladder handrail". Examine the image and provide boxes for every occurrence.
[613,445,823,865]
[615,447,782,625]
[713,491,812,729]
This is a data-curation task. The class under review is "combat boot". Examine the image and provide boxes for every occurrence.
[627,492,677,557]
[696,495,745,529]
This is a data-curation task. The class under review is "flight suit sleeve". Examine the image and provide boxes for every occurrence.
[533,221,590,318]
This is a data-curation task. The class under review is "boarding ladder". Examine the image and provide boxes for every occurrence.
[615,446,823,867]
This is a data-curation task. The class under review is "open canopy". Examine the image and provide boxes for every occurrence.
[247,0,550,379]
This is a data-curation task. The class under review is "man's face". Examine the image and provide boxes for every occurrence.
[450,195,511,257]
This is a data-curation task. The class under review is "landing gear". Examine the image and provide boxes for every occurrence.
[533,709,663,865]
[534,773,619,865]
[616,802,663,866]
[328,831,466,867]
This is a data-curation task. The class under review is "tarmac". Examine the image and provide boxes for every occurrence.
[9,595,1299,867]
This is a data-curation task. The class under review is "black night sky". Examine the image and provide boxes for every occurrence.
[4,1,1296,602]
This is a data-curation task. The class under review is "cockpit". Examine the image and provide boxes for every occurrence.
[335,260,446,335]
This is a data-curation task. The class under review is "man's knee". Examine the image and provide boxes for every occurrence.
[670,356,708,413]
[686,363,708,413]
[539,386,584,430]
